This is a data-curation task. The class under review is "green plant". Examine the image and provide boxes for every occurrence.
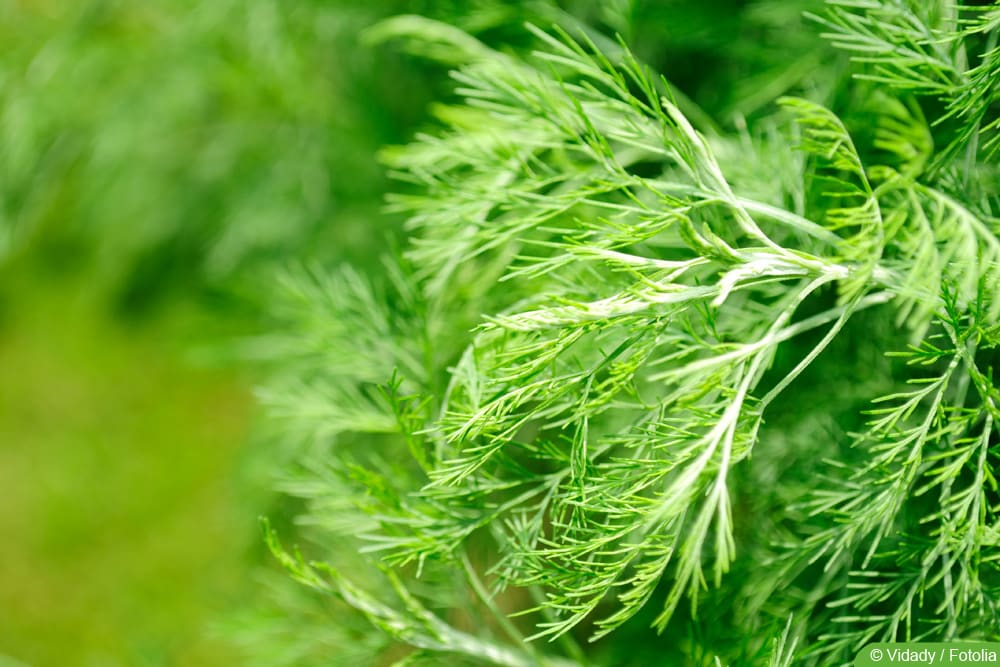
[258,2,999,665]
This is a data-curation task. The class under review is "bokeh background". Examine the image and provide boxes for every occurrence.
[0,0,827,664]
[0,1,430,664]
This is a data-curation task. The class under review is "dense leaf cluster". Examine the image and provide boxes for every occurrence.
[255,2,1000,665]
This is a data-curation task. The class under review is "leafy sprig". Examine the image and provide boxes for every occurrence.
[256,4,1000,666]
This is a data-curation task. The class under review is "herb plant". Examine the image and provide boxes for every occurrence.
[257,2,1000,665]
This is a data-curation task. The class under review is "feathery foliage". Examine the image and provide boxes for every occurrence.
[257,2,1000,665]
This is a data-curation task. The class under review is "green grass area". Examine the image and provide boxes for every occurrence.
[0,252,254,666]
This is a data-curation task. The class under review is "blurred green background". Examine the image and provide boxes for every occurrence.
[0,0,427,664]
[0,247,252,666]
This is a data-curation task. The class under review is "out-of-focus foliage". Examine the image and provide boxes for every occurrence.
[0,1,431,665]
[0,0,435,309]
